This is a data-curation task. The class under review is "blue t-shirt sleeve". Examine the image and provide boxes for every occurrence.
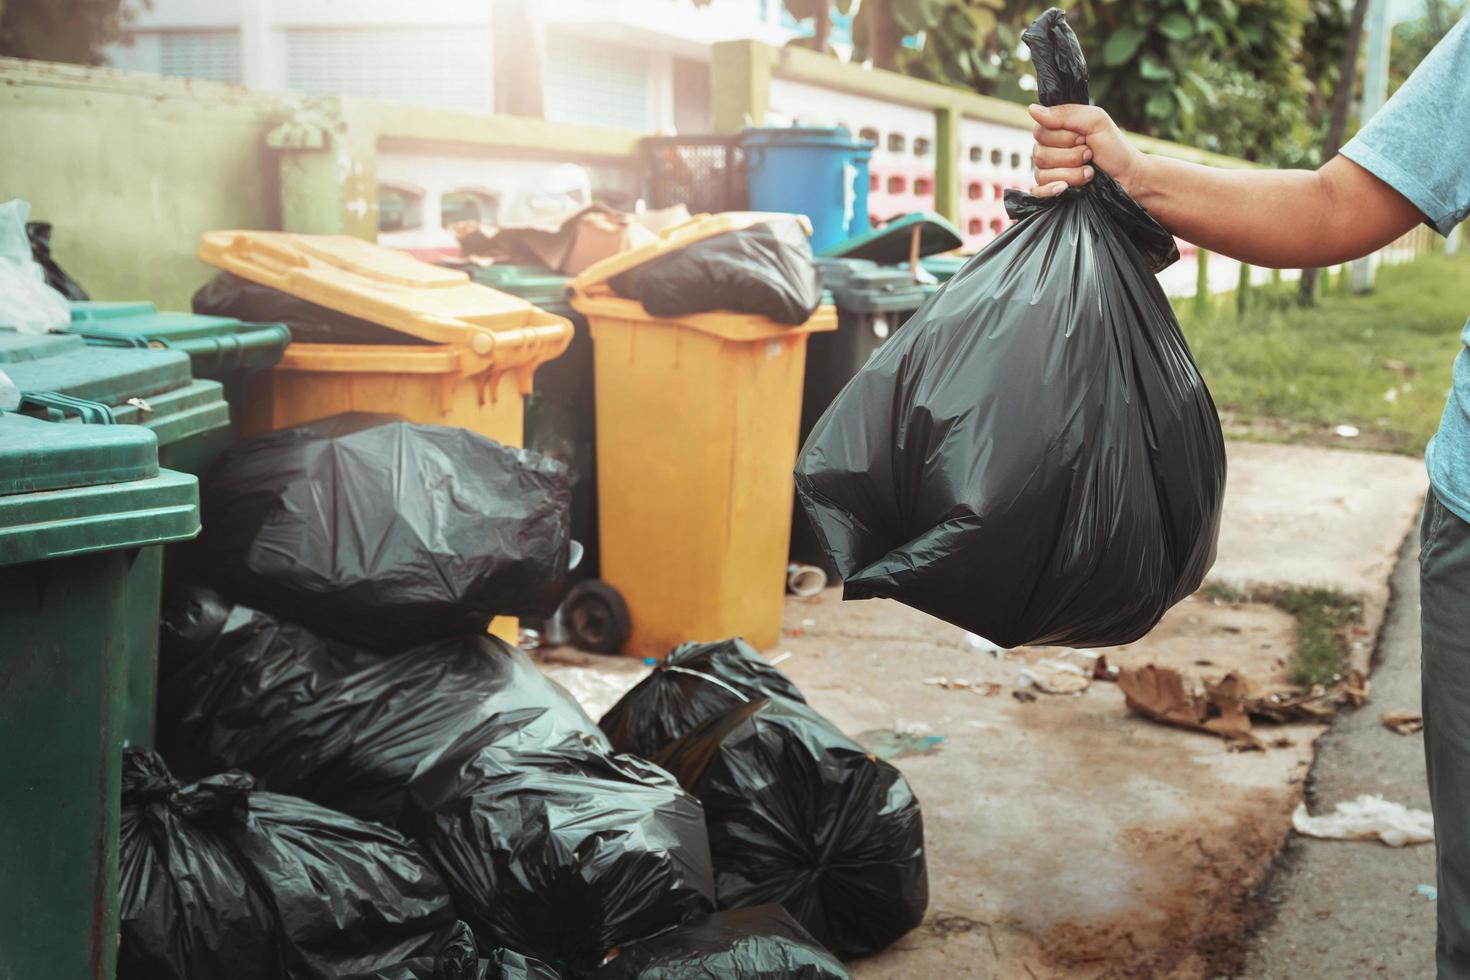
[1341,15,1470,235]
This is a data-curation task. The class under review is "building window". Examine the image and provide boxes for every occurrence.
[378,185,424,233]
[441,190,499,228]
[913,137,931,156]
[285,27,494,112]
[969,145,983,163]
[886,175,907,194]
[860,127,880,145]
[544,33,649,130]
[158,29,242,84]
[914,177,933,196]
[887,133,907,153]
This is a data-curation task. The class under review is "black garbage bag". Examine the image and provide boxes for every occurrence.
[598,638,807,759]
[118,749,456,980]
[406,735,716,974]
[157,587,604,828]
[193,270,421,344]
[339,921,564,980]
[653,697,927,959]
[590,906,849,979]
[793,7,1226,651]
[197,413,573,650]
[608,218,822,325]
[25,222,88,299]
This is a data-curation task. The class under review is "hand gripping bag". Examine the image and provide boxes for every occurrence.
[793,7,1226,650]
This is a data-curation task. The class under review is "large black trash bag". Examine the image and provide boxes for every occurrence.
[793,8,1226,651]
[599,638,808,759]
[654,697,927,959]
[608,218,823,325]
[339,921,564,980]
[198,413,573,649]
[406,734,716,974]
[157,587,604,827]
[193,269,421,344]
[118,749,455,980]
[590,905,850,979]
[25,222,88,299]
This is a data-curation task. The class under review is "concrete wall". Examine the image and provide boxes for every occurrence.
[0,58,299,309]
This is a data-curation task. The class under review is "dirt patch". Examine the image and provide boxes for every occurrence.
[1037,788,1293,979]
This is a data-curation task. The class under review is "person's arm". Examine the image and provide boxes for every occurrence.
[1026,102,1424,270]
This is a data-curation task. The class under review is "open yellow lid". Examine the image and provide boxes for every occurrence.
[570,212,813,294]
[198,231,571,368]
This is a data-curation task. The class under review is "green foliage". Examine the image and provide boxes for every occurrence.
[1389,0,1467,94]
[0,0,147,65]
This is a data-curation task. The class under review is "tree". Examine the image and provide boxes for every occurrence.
[0,0,147,65]
[1389,0,1466,94]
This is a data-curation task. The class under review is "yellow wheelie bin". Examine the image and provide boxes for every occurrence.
[198,231,573,641]
[569,213,836,657]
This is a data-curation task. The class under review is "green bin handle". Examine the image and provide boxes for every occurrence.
[70,328,160,350]
[167,323,292,373]
[18,391,116,425]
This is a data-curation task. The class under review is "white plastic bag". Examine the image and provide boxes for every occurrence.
[0,367,19,412]
[0,200,71,334]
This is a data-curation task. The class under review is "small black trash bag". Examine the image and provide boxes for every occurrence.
[157,587,604,827]
[406,734,716,975]
[608,217,823,325]
[198,413,573,650]
[118,749,455,980]
[590,906,849,979]
[339,921,564,980]
[599,638,808,759]
[193,270,420,344]
[26,222,88,299]
[793,7,1226,651]
[654,697,927,960]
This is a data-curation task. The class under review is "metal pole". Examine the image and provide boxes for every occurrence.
[1350,0,1393,292]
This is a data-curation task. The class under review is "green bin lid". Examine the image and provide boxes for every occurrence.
[0,331,86,363]
[0,414,199,566]
[69,301,160,322]
[467,266,573,313]
[67,302,292,380]
[820,212,964,263]
[817,258,926,314]
[920,254,968,282]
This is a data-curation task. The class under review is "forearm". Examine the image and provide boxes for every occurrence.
[1129,154,1423,269]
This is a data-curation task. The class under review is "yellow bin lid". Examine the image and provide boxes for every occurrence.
[198,230,572,372]
[569,212,836,341]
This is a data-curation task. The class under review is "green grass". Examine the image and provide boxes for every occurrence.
[1200,584,1365,687]
[1175,250,1470,455]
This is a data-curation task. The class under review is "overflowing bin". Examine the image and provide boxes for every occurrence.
[741,127,872,254]
[570,213,835,656]
[68,300,291,430]
[0,413,198,980]
[1,333,230,746]
[197,231,575,642]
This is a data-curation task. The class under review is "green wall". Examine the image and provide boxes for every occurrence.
[0,59,300,310]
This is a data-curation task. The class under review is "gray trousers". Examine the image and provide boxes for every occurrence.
[1422,490,1470,976]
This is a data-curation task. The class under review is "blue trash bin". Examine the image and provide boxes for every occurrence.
[740,127,872,253]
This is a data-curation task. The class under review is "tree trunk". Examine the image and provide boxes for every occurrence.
[1299,0,1371,306]
[868,0,901,70]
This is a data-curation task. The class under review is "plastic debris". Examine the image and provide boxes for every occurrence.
[793,9,1224,650]
[857,728,948,760]
[196,413,572,650]
[924,677,1002,696]
[1334,424,1361,438]
[1019,659,1093,695]
[599,638,808,760]
[0,199,71,333]
[590,906,849,979]
[654,697,927,959]
[25,220,88,299]
[118,749,456,980]
[1417,884,1439,901]
[1291,794,1435,847]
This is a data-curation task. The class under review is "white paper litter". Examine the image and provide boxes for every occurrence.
[1292,794,1434,847]
[538,665,642,719]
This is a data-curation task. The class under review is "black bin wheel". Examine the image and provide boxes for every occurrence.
[564,579,631,654]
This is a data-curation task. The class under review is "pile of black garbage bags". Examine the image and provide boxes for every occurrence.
[134,411,923,978]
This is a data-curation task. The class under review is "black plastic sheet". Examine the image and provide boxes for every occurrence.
[406,736,715,975]
[197,413,572,650]
[608,218,823,324]
[25,222,88,300]
[590,905,849,979]
[654,698,927,960]
[339,921,564,980]
[193,270,421,344]
[793,8,1224,650]
[157,587,604,827]
[118,749,455,980]
[599,638,808,760]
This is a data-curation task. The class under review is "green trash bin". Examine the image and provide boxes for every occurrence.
[68,300,291,432]
[0,412,198,980]
[791,258,927,576]
[1,333,230,747]
[463,264,601,580]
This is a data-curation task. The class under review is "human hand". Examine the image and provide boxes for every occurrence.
[1026,103,1145,199]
